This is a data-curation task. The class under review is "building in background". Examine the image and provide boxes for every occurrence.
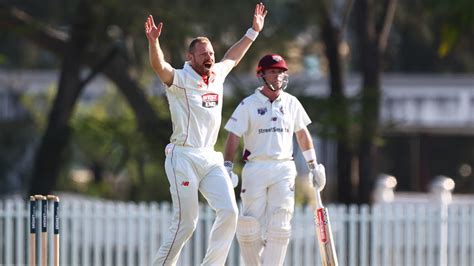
[1,70,474,196]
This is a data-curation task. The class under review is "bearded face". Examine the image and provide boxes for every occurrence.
[188,41,215,76]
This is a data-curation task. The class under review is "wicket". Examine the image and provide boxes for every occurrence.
[29,195,60,266]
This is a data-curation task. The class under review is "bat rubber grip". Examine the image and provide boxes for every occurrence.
[315,189,324,208]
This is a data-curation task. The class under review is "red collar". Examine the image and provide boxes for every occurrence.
[201,75,210,85]
[202,71,216,85]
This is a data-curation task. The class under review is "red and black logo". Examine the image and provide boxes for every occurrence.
[202,93,219,108]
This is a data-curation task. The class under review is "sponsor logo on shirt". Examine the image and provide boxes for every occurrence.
[202,93,219,108]
[181,181,190,186]
[257,107,267,115]
[280,106,285,114]
[258,127,290,134]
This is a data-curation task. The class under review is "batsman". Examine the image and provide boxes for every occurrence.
[224,54,327,265]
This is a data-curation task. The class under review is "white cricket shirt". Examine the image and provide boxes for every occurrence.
[224,87,311,161]
[166,61,234,148]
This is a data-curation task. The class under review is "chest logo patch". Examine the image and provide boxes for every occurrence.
[280,106,285,115]
[257,107,267,115]
[202,93,219,108]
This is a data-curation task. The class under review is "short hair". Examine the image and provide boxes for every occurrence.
[188,37,211,53]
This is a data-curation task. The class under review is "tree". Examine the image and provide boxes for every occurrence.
[292,0,356,203]
[0,0,275,198]
[389,0,474,72]
[319,0,355,204]
[29,0,94,195]
[354,0,397,203]
[1,2,169,196]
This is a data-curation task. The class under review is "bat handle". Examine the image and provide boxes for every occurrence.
[315,189,325,209]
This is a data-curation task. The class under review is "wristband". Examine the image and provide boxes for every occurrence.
[302,149,317,163]
[245,28,259,41]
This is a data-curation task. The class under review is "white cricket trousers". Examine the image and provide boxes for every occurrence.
[240,160,297,221]
[239,160,297,266]
[153,145,238,266]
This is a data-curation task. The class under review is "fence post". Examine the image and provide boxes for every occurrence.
[430,175,454,266]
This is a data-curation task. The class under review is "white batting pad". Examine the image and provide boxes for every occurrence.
[236,216,264,266]
[262,209,292,266]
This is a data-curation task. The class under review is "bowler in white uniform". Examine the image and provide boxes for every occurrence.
[144,3,267,266]
[224,54,327,266]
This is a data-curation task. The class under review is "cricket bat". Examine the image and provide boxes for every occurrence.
[314,189,339,266]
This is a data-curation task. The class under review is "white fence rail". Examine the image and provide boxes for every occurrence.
[1,198,474,266]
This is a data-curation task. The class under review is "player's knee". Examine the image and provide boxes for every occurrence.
[182,224,197,239]
[269,208,293,229]
[217,206,238,225]
[179,218,199,237]
[267,208,292,241]
[236,216,261,242]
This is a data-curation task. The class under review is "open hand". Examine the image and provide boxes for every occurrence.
[252,2,268,32]
[144,15,163,42]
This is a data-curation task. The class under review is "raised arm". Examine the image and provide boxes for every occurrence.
[221,2,268,66]
[144,15,174,86]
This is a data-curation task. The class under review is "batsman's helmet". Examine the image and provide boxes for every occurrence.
[256,54,288,73]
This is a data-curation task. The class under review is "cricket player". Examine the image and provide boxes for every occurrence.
[144,3,267,266]
[223,54,326,265]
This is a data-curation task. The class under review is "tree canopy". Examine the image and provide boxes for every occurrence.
[0,0,472,202]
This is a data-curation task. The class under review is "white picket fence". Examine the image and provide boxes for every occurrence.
[1,198,474,266]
